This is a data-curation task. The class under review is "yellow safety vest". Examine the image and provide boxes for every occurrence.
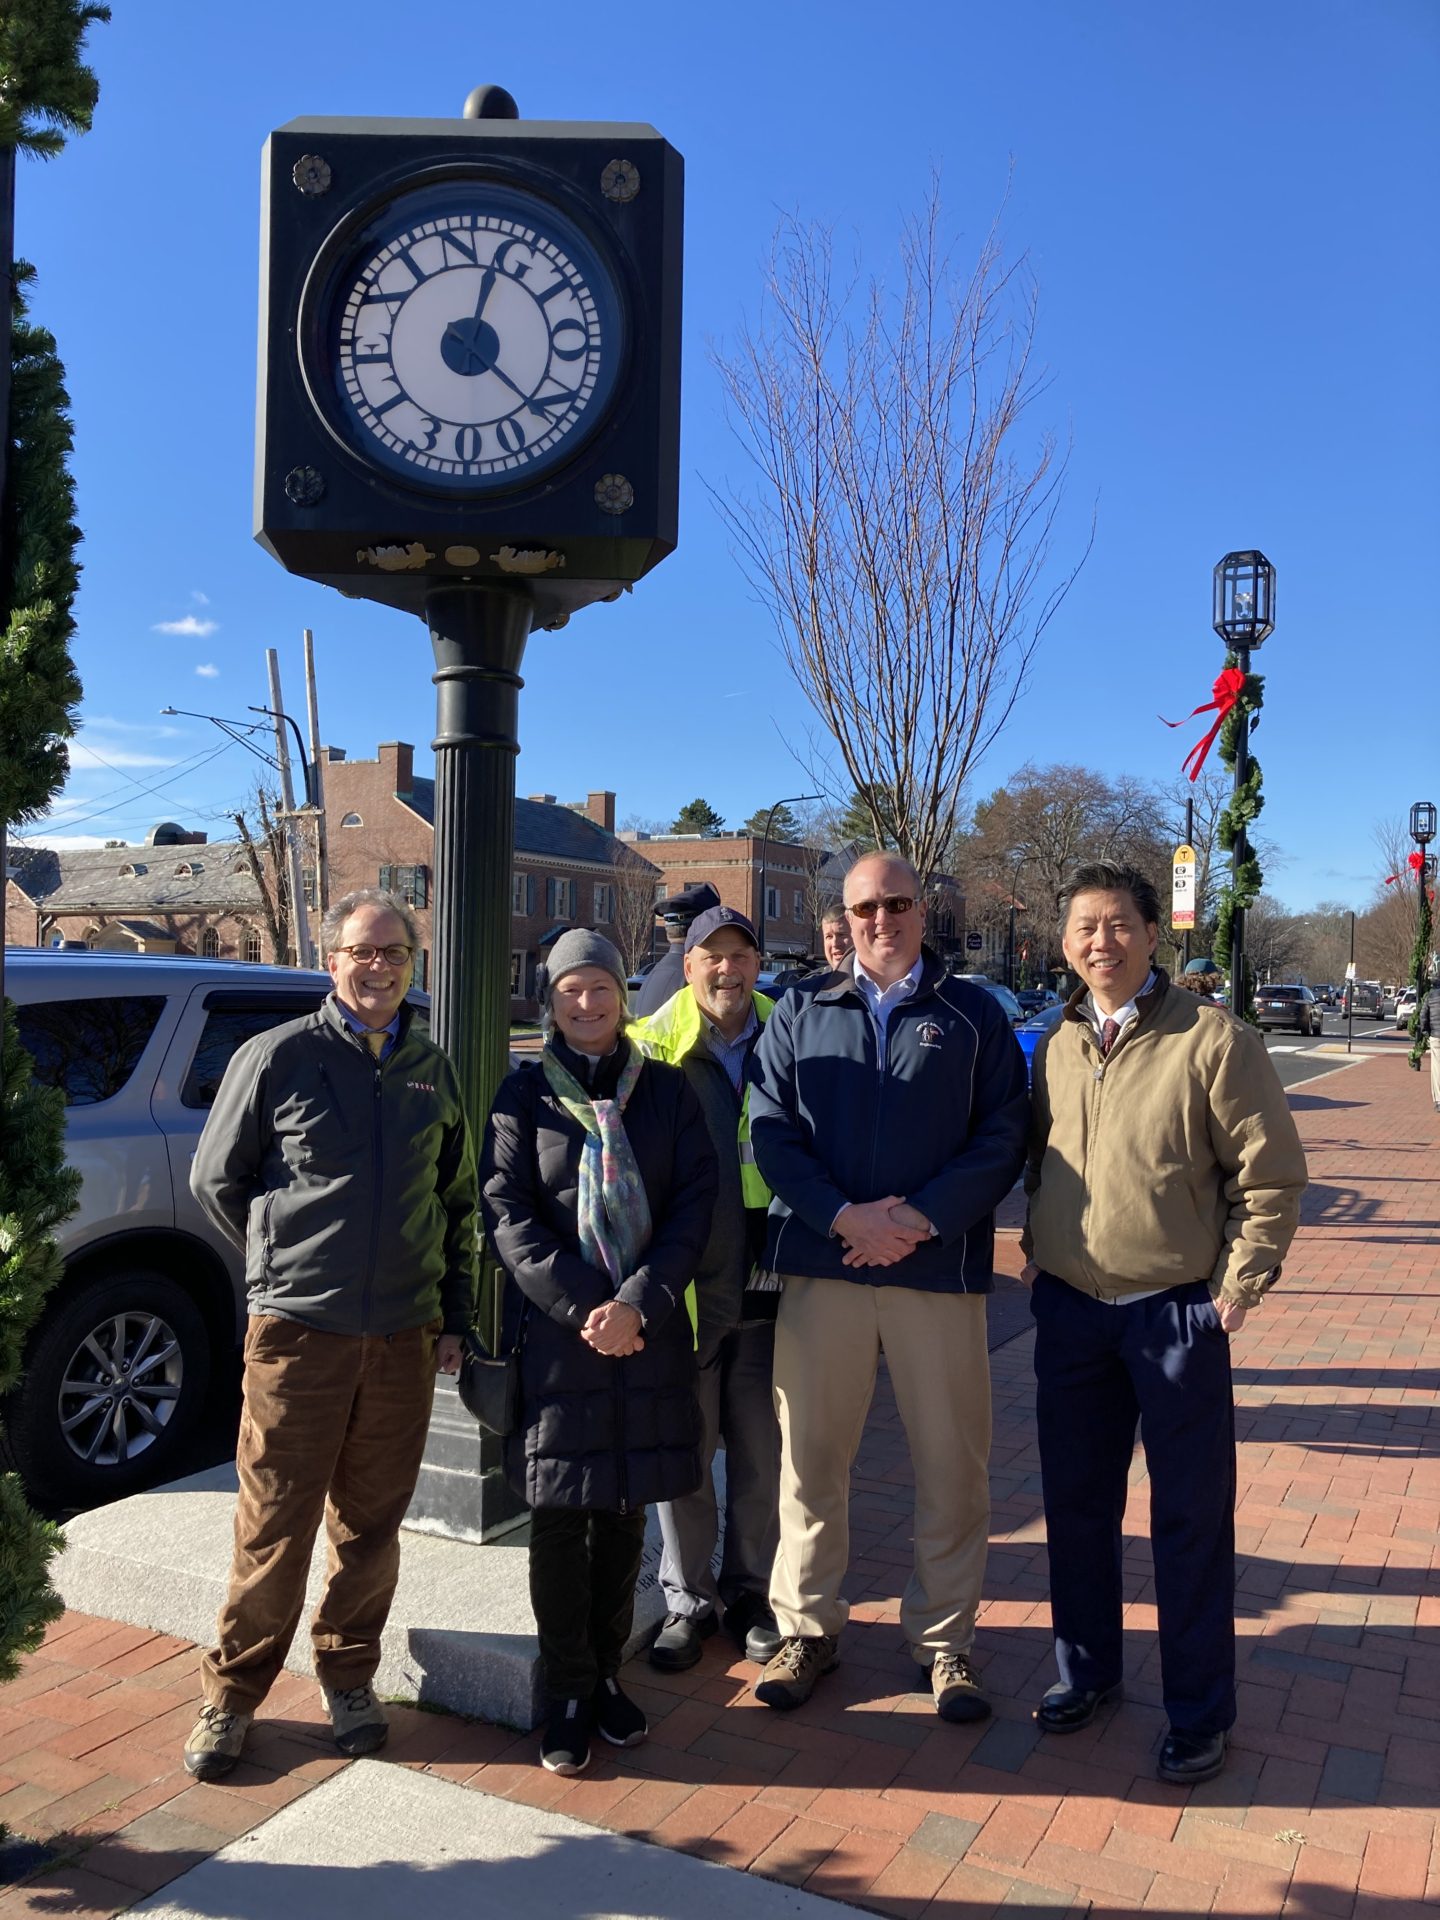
[629,989,775,1213]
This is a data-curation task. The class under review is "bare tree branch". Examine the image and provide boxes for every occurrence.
[712,180,1090,880]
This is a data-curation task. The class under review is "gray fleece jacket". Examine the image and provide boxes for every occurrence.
[191,994,478,1335]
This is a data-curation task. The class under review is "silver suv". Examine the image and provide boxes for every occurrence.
[1,950,422,1508]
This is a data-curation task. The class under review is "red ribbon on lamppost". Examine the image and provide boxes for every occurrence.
[1161,667,1247,782]
[1383,852,1427,884]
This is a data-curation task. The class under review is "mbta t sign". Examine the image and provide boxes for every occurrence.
[1172,843,1197,930]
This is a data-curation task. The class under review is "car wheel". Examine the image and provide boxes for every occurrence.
[0,1269,212,1510]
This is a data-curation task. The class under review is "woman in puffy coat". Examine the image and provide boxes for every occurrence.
[479,929,717,1776]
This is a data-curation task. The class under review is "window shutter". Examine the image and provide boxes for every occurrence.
[526,874,536,914]
[379,864,395,892]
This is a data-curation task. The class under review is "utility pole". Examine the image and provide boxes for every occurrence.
[302,629,329,920]
[265,649,314,969]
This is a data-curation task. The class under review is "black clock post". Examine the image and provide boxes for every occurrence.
[255,87,682,1538]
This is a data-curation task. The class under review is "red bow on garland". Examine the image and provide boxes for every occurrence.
[1161,668,1246,782]
[1384,853,1428,885]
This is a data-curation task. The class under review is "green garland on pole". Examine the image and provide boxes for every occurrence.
[1407,876,1433,1072]
[1211,653,1264,1019]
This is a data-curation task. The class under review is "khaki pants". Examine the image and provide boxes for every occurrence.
[202,1314,439,1712]
[770,1275,990,1655]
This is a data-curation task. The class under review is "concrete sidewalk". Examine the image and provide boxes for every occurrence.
[1,1050,1436,1918]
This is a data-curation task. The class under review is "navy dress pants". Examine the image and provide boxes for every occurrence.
[1031,1272,1238,1736]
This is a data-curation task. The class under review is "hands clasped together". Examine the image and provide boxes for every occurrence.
[833,1197,932,1269]
[581,1299,646,1357]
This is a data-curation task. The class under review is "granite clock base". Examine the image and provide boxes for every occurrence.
[53,1458,697,1733]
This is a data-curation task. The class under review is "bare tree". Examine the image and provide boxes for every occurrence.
[233,785,291,964]
[712,181,1089,880]
[612,849,660,974]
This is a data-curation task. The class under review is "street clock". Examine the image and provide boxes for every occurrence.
[256,107,682,625]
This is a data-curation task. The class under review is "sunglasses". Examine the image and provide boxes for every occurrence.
[334,944,413,965]
[844,896,916,920]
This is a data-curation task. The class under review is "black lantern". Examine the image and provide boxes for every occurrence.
[1212,551,1276,650]
[1410,801,1437,847]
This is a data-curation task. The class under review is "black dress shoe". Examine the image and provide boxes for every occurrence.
[648,1608,718,1671]
[1158,1727,1227,1784]
[724,1592,784,1664]
[1034,1681,1122,1733]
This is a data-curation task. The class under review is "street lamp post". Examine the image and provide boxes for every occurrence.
[1408,803,1436,1045]
[757,792,821,963]
[1212,551,1275,1014]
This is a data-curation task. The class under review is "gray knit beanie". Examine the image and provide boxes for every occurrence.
[541,929,628,1004]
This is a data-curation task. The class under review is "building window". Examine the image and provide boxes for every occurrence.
[510,950,524,994]
[301,866,317,908]
[512,872,537,915]
[546,876,574,918]
[655,882,668,902]
[378,863,428,907]
[241,928,262,964]
[593,883,616,924]
[340,812,362,827]
[416,948,429,989]
[766,887,779,922]
[793,890,804,920]
[201,927,220,958]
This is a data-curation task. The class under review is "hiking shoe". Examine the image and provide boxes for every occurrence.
[753,1634,838,1710]
[592,1677,647,1748]
[182,1703,253,1780]
[930,1650,991,1724]
[648,1608,718,1671]
[540,1697,591,1775]
[322,1681,388,1757]
[724,1592,784,1665]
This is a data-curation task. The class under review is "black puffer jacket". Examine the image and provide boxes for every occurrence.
[479,1038,719,1513]
[1419,985,1440,1039]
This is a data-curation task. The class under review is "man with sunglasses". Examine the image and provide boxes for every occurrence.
[184,889,477,1780]
[748,853,1028,1718]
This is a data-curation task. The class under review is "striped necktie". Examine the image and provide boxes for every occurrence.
[1100,1017,1120,1056]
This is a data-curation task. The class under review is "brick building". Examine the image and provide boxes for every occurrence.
[4,825,279,960]
[618,830,966,963]
[319,742,656,1014]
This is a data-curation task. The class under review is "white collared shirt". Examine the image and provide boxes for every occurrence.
[1084,969,1158,1046]
[853,956,923,1070]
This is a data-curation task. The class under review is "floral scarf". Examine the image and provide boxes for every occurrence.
[542,1045,653,1286]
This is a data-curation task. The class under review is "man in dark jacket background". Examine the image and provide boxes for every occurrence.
[633,883,721,1016]
[183,889,477,1781]
[748,853,1028,1719]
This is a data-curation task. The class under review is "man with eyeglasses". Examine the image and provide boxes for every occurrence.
[748,853,1028,1719]
[184,889,477,1781]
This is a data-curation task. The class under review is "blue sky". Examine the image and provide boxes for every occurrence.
[17,0,1439,910]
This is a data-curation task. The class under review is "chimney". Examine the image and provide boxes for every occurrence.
[324,746,347,764]
[527,793,557,805]
[380,741,414,797]
[587,790,616,833]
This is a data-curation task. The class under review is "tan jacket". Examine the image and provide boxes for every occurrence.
[1022,973,1307,1308]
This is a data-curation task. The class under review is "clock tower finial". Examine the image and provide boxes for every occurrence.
[463,84,519,120]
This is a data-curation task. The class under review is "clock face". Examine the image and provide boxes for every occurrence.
[316,184,625,494]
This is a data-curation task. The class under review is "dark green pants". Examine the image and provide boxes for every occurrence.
[528,1506,647,1701]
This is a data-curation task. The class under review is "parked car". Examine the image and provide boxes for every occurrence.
[1341,980,1384,1021]
[1015,1002,1066,1084]
[1395,987,1418,1029]
[953,975,1025,1026]
[0,950,433,1509]
[1254,984,1323,1036]
[1015,988,1060,1017]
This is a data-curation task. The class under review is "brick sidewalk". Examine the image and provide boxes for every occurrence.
[2,1053,1436,1918]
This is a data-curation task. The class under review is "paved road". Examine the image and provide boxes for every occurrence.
[1261,1009,1411,1088]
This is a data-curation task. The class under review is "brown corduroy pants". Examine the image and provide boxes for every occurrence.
[202,1314,439,1712]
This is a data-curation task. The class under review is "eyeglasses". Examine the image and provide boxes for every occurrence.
[334,944,413,965]
[844,896,916,920]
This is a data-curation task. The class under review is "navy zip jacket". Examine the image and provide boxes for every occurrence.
[747,949,1028,1292]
